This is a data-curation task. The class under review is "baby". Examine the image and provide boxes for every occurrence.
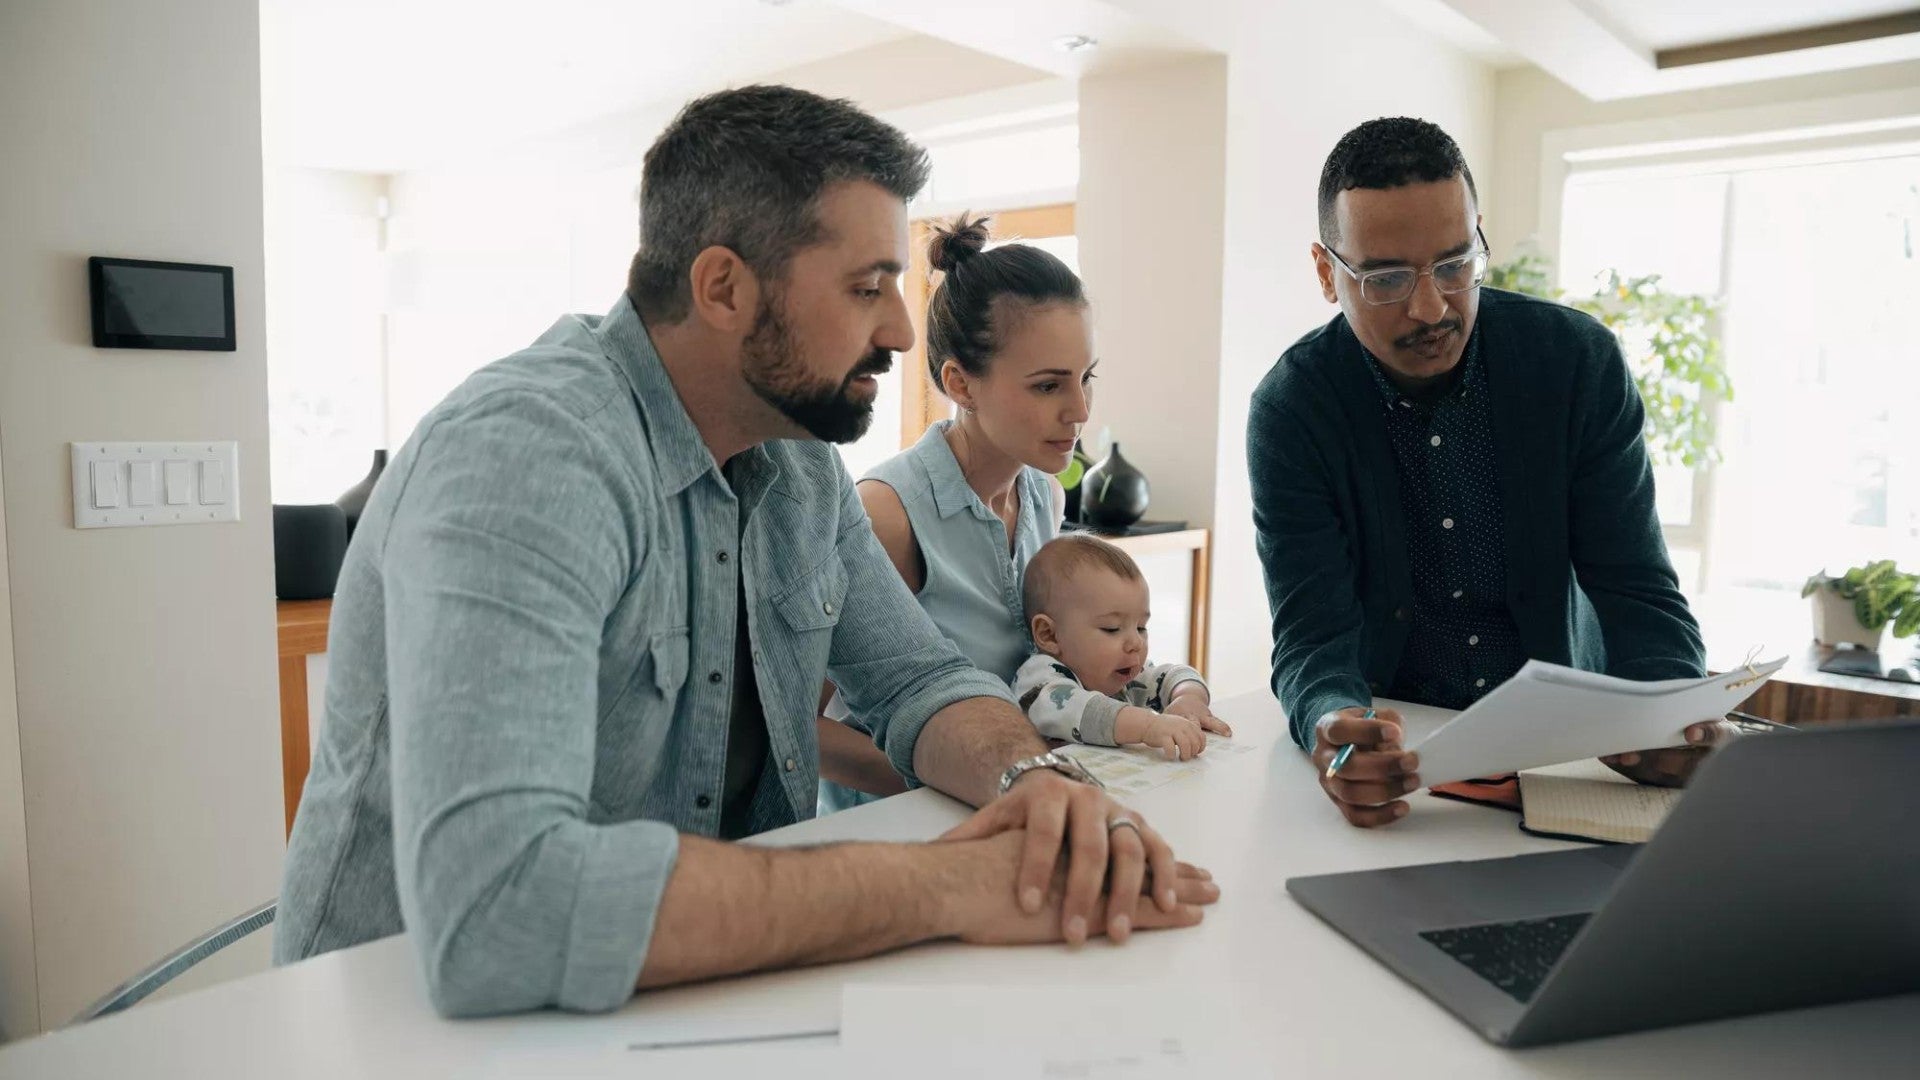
[1012,534,1232,761]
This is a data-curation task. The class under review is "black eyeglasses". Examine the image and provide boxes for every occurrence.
[1323,226,1490,306]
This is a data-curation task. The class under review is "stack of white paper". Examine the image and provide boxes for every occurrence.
[1410,657,1786,788]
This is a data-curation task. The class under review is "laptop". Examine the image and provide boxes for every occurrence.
[1286,720,1920,1047]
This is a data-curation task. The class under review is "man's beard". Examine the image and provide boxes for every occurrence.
[740,296,891,444]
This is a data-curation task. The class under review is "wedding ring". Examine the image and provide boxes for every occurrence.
[1107,815,1141,836]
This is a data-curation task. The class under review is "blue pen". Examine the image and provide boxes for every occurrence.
[1324,708,1375,779]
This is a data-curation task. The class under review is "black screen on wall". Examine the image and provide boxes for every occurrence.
[88,257,236,351]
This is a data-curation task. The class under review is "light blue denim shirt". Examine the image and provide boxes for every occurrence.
[273,295,1013,1018]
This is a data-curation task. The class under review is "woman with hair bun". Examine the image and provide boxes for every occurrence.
[818,213,1098,812]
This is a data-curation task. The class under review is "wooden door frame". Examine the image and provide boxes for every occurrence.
[899,203,1076,448]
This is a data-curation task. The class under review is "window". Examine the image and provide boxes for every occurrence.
[1559,144,1920,604]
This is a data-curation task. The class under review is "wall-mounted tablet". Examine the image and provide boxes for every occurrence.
[88,256,236,351]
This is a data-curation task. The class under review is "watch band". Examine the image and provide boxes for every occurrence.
[997,751,1105,798]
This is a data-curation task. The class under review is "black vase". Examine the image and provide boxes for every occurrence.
[272,504,348,600]
[1081,442,1150,528]
[335,449,388,539]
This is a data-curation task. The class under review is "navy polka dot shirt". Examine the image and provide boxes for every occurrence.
[1364,333,1529,710]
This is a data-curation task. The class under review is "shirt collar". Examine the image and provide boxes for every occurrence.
[1363,325,1483,412]
[597,293,776,500]
[919,419,1000,522]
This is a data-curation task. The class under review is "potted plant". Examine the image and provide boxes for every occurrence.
[1801,560,1920,651]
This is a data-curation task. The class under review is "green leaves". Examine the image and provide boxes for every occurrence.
[1488,257,1730,469]
[1803,560,1920,637]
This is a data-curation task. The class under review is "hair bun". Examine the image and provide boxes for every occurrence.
[927,213,992,273]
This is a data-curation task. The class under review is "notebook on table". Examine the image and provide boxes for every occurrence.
[1516,759,1681,844]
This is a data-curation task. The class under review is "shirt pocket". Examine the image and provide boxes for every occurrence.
[773,556,849,634]
[645,628,690,696]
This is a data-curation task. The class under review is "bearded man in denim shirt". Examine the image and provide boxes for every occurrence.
[275,86,1217,1017]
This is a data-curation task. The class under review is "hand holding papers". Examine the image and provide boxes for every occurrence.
[1410,657,1786,788]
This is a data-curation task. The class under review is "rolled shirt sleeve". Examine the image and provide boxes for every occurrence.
[383,389,675,1017]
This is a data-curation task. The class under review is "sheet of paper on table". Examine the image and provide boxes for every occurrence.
[839,983,1263,1078]
[1062,734,1259,796]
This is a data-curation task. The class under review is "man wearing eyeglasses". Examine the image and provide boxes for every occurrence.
[1248,117,1720,828]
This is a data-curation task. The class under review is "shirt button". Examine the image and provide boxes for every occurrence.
[1468,635,1480,645]
[708,671,723,684]
[823,601,835,616]
[1430,435,1442,447]
[784,758,796,773]
[1452,590,1464,599]
[716,550,730,564]
[695,794,712,809]
[1394,608,1410,623]
[1475,678,1487,689]
[1441,517,1455,530]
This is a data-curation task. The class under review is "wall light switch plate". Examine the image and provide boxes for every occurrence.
[71,442,241,529]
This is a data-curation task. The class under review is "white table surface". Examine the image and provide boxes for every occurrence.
[4,692,1915,1077]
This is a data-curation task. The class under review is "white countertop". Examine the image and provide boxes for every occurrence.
[3,691,1914,1077]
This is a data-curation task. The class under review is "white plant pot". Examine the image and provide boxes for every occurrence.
[1810,589,1887,651]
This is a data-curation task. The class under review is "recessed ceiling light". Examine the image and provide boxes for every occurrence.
[1052,34,1099,54]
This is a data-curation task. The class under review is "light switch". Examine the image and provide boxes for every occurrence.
[128,461,158,507]
[90,461,122,508]
[71,441,239,529]
[198,459,228,505]
[163,460,192,505]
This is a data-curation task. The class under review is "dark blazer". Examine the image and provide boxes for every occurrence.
[1247,288,1706,749]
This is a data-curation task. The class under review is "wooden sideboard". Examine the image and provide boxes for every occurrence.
[276,599,329,836]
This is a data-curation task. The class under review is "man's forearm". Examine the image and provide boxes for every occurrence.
[637,836,962,989]
[912,696,1050,808]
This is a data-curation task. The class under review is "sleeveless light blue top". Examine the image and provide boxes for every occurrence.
[821,420,1060,812]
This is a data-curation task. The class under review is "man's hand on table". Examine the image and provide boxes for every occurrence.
[936,828,1216,946]
[1312,707,1422,828]
[1602,719,1738,787]
[937,769,1216,945]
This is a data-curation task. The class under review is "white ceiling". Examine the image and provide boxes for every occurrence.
[261,0,914,172]
[1439,0,1920,100]
[1593,0,1919,52]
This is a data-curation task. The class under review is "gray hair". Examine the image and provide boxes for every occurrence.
[628,85,932,323]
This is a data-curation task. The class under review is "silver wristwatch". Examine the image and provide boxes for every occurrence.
[997,751,1105,797]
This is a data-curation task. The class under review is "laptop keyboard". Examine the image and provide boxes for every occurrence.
[1420,912,1593,1003]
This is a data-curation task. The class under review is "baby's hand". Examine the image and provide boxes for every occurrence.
[1143,713,1207,762]
[1164,696,1233,738]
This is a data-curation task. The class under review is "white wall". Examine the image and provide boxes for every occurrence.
[0,458,34,1040]
[1077,57,1230,531]
[1487,59,1920,260]
[0,0,284,1034]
